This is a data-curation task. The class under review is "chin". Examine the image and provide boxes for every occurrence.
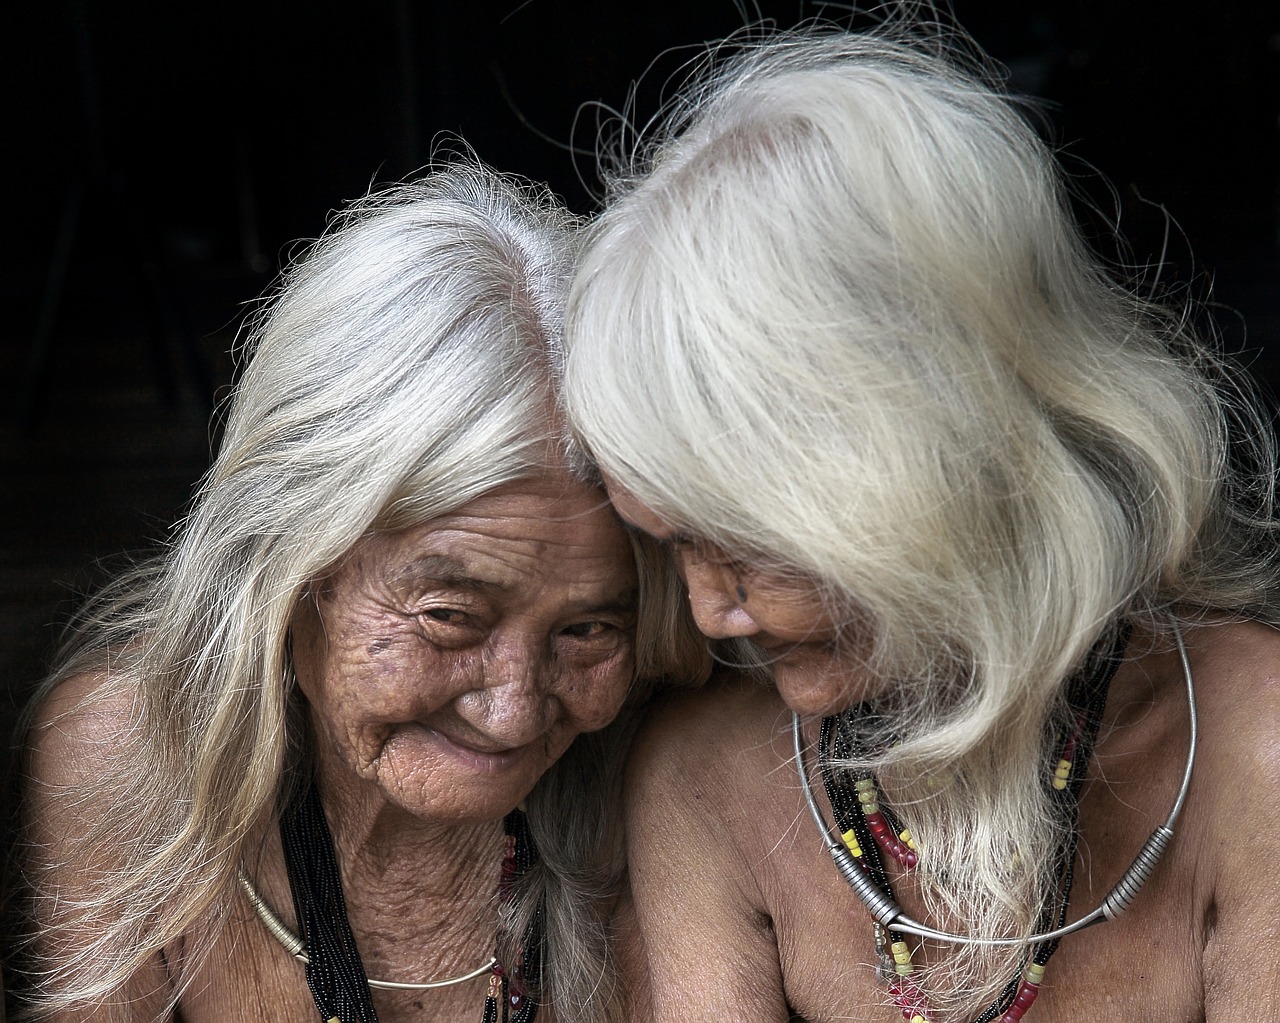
[773,661,871,718]
[389,759,546,823]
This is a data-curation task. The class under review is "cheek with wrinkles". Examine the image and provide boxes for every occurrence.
[564,657,634,732]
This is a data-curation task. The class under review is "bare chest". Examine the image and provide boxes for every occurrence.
[745,747,1208,1022]
[766,847,1206,1022]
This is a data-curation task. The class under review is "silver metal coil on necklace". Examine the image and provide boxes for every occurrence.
[793,621,1198,946]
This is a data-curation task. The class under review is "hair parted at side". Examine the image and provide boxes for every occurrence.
[562,26,1279,1011]
[13,159,698,1021]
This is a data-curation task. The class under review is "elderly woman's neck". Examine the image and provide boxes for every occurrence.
[312,756,509,907]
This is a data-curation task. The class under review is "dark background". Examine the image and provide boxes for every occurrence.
[3,0,1279,730]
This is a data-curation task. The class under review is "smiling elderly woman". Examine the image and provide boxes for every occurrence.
[10,163,701,1023]
[562,27,1280,1023]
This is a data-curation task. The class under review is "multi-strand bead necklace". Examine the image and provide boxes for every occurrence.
[817,628,1127,1023]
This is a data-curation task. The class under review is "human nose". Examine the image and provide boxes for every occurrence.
[469,640,553,746]
[679,556,758,640]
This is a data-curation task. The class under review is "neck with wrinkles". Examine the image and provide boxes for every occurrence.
[255,737,513,986]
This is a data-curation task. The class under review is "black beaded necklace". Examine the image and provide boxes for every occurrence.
[278,780,541,1023]
[817,626,1128,1023]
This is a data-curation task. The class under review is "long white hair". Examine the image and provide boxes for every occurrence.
[562,27,1279,1014]
[14,160,704,1021]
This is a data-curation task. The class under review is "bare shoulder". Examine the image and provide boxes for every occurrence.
[20,670,180,1019]
[27,668,141,791]
[1170,619,1280,891]
[1182,619,1280,797]
[622,672,795,1020]
[23,667,151,882]
[1189,616,1280,697]
[626,669,789,816]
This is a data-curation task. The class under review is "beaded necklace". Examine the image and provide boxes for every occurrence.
[816,628,1128,1023]
[270,779,541,1023]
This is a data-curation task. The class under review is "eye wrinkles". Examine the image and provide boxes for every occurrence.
[411,583,639,658]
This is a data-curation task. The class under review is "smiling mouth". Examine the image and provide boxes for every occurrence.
[426,728,534,774]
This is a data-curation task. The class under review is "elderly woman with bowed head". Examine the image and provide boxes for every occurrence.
[10,162,702,1023]
[561,28,1280,1023]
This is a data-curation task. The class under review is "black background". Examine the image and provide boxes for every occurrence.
[2,0,1279,708]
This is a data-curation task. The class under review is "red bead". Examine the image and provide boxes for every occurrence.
[887,976,929,1021]
[1013,982,1039,1009]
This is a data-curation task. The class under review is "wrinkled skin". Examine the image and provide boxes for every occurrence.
[293,475,639,831]
[28,474,640,1022]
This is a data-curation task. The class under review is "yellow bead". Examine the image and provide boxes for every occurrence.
[891,940,912,965]
[911,1016,927,1023]
[841,828,863,857]
[899,828,917,850]
[895,962,914,976]
[855,778,875,792]
[1025,962,1046,985]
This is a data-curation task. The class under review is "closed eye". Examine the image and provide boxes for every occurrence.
[424,607,470,625]
[666,534,740,569]
[559,620,616,639]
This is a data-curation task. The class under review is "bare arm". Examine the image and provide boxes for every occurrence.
[21,672,177,1022]
[1199,632,1280,1018]
[623,692,794,1023]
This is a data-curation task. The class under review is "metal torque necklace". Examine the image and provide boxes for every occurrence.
[792,622,1198,1022]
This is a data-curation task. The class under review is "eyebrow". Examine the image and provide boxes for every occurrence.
[573,587,640,617]
[394,555,509,593]
[396,557,640,615]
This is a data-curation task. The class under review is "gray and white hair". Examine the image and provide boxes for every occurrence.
[562,27,1279,1013]
[15,160,703,1020]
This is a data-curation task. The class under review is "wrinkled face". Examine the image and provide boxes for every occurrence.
[606,482,867,716]
[292,476,638,824]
